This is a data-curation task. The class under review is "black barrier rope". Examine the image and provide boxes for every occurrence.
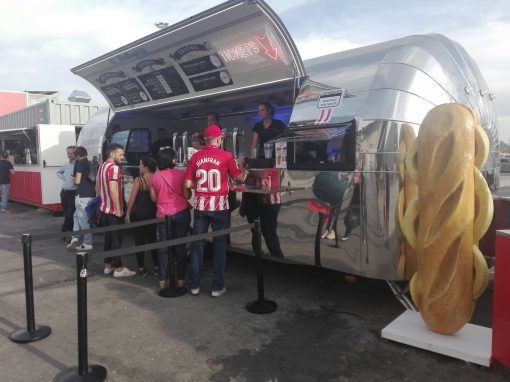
[11,218,277,382]
[88,223,254,260]
[9,234,52,343]
[30,217,165,242]
[52,221,272,381]
[54,252,107,382]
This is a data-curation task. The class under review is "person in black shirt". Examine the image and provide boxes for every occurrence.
[67,146,95,251]
[151,128,173,158]
[244,102,286,258]
[0,151,14,212]
[251,102,286,159]
[125,156,158,276]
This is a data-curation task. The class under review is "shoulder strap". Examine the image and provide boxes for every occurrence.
[139,176,149,190]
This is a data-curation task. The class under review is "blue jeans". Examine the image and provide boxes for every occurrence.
[157,209,191,282]
[189,210,229,291]
[72,196,93,245]
[0,183,10,211]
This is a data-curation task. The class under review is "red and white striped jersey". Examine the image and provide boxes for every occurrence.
[263,192,282,205]
[98,160,123,215]
[257,174,282,205]
[185,145,241,211]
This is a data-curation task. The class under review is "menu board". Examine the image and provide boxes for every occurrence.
[100,83,129,107]
[189,70,233,92]
[117,78,149,104]
[138,66,189,100]
[179,54,225,76]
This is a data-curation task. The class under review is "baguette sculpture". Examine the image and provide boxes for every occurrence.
[399,103,492,334]
[396,124,418,280]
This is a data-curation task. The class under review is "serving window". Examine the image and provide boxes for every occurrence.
[0,129,38,165]
[127,129,151,154]
[284,120,356,171]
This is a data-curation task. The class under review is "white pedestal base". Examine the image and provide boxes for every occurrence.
[381,310,492,366]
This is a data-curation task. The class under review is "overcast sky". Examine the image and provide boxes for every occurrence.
[0,0,508,140]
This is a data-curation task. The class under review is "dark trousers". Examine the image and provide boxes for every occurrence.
[157,209,191,282]
[60,189,76,232]
[189,210,229,291]
[134,223,158,269]
[248,203,284,258]
[101,212,123,268]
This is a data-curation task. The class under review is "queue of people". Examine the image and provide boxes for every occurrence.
[58,102,286,296]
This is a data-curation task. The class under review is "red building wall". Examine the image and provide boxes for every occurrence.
[0,91,27,116]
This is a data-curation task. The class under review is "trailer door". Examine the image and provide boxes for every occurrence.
[71,0,305,113]
[38,124,76,205]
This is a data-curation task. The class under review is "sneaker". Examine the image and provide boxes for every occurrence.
[138,268,150,277]
[321,230,330,239]
[75,244,93,251]
[339,231,351,241]
[66,238,79,251]
[326,231,336,240]
[190,287,200,296]
[104,266,115,275]
[113,267,136,278]
[0,209,6,212]
[211,287,226,298]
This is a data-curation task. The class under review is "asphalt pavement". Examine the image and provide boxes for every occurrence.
[0,190,509,381]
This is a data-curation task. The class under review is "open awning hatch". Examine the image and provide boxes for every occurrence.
[71,0,306,113]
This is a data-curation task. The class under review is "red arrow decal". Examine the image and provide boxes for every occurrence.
[324,108,333,123]
[315,109,325,125]
[256,34,278,61]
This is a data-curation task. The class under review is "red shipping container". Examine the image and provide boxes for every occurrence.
[0,91,27,116]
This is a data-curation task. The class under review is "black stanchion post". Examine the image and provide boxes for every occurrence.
[56,252,106,382]
[10,233,51,343]
[246,221,277,314]
[158,215,186,298]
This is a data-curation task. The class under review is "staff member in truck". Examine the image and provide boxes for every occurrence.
[184,125,245,297]
[151,128,173,158]
[250,102,286,159]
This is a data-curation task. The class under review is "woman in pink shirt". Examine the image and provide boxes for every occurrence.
[150,149,190,290]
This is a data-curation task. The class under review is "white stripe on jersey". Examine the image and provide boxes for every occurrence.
[194,195,229,211]
[263,192,281,205]
[112,164,118,180]
[103,163,112,213]
[104,164,111,213]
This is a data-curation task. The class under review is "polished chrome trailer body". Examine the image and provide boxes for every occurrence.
[73,1,498,280]
[279,33,500,280]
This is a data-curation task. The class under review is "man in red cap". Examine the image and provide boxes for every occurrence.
[184,125,245,297]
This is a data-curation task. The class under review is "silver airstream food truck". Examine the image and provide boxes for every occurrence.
[72,0,499,293]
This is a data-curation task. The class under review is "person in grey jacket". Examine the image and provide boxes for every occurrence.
[57,146,76,232]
